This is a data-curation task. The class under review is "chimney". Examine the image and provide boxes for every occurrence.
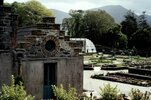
[0,0,4,5]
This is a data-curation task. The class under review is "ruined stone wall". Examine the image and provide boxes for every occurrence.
[21,57,83,99]
[0,3,18,49]
[0,51,12,90]
[57,57,83,93]
[21,59,44,100]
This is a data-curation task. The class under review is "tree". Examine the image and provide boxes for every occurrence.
[63,10,128,49]
[121,10,138,48]
[82,10,116,45]
[105,24,127,48]
[11,0,53,27]
[63,10,116,44]
[62,10,85,38]
[138,11,150,29]
[131,28,151,50]
[131,11,151,52]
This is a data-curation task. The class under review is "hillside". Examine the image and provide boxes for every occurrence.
[51,9,70,24]
[51,5,151,25]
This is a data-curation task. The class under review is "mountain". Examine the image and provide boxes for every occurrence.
[51,5,129,24]
[91,5,129,23]
[51,5,151,25]
[145,15,151,26]
[51,9,70,24]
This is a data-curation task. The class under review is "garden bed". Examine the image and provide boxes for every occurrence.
[129,68,151,76]
[91,73,151,87]
[84,64,94,70]
[101,66,128,70]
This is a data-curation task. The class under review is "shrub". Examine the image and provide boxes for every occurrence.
[0,75,34,100]
[129,88,151,100]
[99,83,119,100]
[52,84,77,100]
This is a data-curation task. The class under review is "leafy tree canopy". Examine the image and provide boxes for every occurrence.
[63,10,127,49]
[7,0,53,27]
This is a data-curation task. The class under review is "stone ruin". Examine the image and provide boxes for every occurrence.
[0,0,18,49]
[0,1,83,99]
[17,17,83,57]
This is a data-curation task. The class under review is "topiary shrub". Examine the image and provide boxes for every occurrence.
[0,75,34,100]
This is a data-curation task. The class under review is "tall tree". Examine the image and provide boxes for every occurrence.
[138,11,150,29]
[63,10,127,49]
[82,10,116,44]
[11,0,53,27]
[120,10,138,48]
[62,10,84,38]
[106,25,127,48]
[63,10,116,44]
[131,11,151,56]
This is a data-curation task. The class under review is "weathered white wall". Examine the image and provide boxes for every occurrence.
[0,51,12,90]
[21,57,83,99]
[22,59,44,100]
[57,57,83,93]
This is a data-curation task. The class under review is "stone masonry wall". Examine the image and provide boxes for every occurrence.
[0,51,12,90]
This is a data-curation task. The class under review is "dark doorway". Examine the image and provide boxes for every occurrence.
[43,63,57,99]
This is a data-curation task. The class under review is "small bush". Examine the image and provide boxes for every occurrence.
[99,83,119,100]
[52,84,77,100]
[129,88,151,100]
[0,75,34,100]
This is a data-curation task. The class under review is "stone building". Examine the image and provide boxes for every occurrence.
[0,0,18,90]
[0,0,18,49]
[0,0,83,99]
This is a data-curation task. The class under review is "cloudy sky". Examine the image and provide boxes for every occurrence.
[4,0,151,15]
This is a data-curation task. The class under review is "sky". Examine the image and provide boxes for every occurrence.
[4,0,151,15]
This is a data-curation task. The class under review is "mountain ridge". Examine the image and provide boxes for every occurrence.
[51,5,151,25]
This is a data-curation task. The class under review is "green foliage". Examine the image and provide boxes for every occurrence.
[131,28,151,50]
[129,88,151,100]
[11,0,53,27]
[138,11,150,29]
[121,10,138,48]
[63,10,127,49]
[121,10,138,40]
[52,84,77,100]
[99,83,119,100]
[62,10,85,38]
[63,10,116,44]
[83,10,116,45]
[0,75,34,100]
[106,25,128,48]
[14,76,24,85]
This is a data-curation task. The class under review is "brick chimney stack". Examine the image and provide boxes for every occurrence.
[0,0,4,5]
